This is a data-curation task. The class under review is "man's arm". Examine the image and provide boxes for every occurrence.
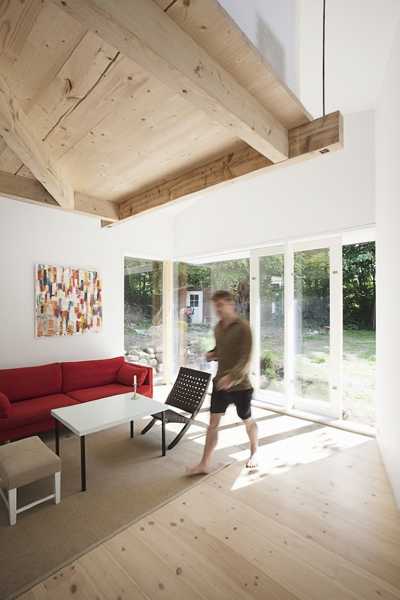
[206,325,219,362]
[206,347,218,362]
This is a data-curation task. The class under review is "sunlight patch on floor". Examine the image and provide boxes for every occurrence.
[227,425,370,491]
[187,409,316,450]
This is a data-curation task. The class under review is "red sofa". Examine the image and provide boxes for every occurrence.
[0,356,153,442]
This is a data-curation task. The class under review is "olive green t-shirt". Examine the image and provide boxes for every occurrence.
[213,317,252,392]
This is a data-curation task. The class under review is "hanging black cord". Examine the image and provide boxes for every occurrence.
[322,0,326,117]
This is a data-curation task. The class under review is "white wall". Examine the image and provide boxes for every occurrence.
[218,0,299,94]
[0,199,173,369]
[298,0,400,117]
[375,20,400,507]
[173,110,375,260]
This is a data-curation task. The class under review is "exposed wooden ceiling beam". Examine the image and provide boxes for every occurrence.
[0,171,118,221]
[51,0,288,163]
[118,111,343,222]
[74,193,119,221]
[0,170,57,207]
[289,111,343,158]
[119,147,272,220]
[0,73,74,209]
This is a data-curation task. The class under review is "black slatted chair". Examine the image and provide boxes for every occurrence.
[141,367,211,450]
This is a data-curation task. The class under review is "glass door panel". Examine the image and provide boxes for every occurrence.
[292,238,342,418]
[259,254,285,395]
[342,242,376,425]
[294,248,330,402]
[173,258,250,378]
[124,257,164,383]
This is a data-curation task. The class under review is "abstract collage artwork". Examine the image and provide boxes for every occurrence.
[35,264,102,337]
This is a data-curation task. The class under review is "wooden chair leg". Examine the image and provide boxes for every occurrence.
[8,488,17,526]
[168,421,192,450]
[141,418,157,435]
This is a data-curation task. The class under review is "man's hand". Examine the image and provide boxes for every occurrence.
[216,374,233,390]
[206,351,217,362]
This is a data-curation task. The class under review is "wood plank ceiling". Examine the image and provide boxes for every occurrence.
[0,0,343,224]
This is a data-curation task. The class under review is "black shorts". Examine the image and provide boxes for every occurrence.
[210,387,253,420]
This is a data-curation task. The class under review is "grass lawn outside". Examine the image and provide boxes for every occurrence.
[342,329,376,426]
[260,328,375,426]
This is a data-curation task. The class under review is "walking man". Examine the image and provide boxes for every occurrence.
[187,290,258,475]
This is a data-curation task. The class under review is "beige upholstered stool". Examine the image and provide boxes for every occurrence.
[0,436,61,526]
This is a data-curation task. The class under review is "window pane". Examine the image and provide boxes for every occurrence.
[294,248,330,401]
[342,242,376,425]
[174,259,250,375]
[124,257,163,382]
[259,255,285,393]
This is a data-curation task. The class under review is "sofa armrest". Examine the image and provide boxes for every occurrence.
[143,364,153,389]
[0,391,11,418]
[123,361,153,397]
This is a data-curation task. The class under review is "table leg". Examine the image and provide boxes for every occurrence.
[161,412,166,457]
[55,420,60,456]
[130,420,134,438]
[80,436,87,492]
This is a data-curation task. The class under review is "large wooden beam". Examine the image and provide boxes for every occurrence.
[74,193,119,221]
[0,171,118,221]
[119,147,272,219]
[51,0,288,163]
[289,111,343,158]
[118,111,343,221]
[0,74,74,209]
[0,170,57,206]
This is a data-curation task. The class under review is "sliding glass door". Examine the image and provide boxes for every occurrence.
[251,238,342,418]
[292,239,342,417]
[125,235,376,426]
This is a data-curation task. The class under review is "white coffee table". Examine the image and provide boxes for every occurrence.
[51,393,169,491]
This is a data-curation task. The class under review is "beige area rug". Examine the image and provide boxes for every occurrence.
[0,412,223,600]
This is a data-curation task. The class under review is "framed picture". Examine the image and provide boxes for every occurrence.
[35,264,102,337]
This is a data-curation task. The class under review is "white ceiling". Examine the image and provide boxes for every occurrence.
[299,0,400,117]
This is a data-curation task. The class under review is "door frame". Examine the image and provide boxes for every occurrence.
[250,245,287,407]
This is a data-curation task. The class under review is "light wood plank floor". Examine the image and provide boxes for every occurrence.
[18,410,400,600]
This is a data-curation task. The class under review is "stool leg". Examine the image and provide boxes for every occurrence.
[54,472,61,504]
[8,488,16,526]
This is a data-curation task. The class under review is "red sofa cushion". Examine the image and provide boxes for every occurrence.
[0,394,78,431]
[0,363,62,403]
[0,392,11,418]
[62,356,125,393]
[67,383,134,403]
[117,363,148,387]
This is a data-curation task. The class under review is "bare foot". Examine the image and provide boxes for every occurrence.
[186,463,211,476]
[246,453,259,469]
